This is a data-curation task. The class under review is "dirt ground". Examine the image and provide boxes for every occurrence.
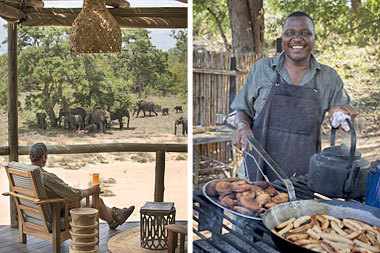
[0,99,188,225]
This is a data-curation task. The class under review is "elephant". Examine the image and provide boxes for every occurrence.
[134,100,158,117]
[111,109,130,129]
[90,108,109,133]
[174,105,183,113]
[85,123,98,133]
[85,114,92,127]
[105,111,111,129]
[58,107,86,129]
[65,114,84,131]
[36,113,47,129]
[174,116,188,136]
[58,109,70,128]
[162,107,169,116]
[70,108,86,128]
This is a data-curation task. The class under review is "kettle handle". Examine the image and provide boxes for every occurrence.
[330,118,356,170]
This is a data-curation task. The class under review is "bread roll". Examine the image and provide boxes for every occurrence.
[264,187,276,197]
[253,181,269,189]
[271,193,289,204]
[239,195,260,212]
[233,206,254,216]
[206,181,218,196]
[256,193,271,207]
[232,183,252,193]
[220,197,238,209]
[215,181,233,195]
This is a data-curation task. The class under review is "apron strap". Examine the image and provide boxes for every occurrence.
[275,71,282,85]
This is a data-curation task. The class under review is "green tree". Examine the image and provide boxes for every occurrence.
[18,27,81,127]
[0,54,8,110]
[168,29,188,96]
[121,29,173,98]
[265,0,380,48]
[170,29,187,62]
[17,27,134,126]
[193,0,231,51]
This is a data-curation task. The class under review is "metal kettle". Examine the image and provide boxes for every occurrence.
[308,119,370,198]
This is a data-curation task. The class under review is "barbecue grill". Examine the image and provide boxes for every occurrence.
[193,175,364,253]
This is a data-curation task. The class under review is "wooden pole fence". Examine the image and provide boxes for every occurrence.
[154,150,165,202]
[0,143,187,156]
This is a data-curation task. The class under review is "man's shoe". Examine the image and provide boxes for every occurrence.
[108,206,135,229]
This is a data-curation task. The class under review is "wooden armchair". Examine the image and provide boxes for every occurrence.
[2,161,99,253]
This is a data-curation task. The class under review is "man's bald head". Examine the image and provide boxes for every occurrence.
[29,142,48,162]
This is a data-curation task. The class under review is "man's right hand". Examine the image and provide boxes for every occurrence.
[232,122,254,152]
[83,184,101,197]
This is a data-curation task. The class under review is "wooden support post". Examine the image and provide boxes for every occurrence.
[193,147,199,188]
[154,150,165,202]
[8,22,18,228]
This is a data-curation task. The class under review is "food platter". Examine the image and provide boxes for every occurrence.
[202,179,263,220]
[202,178,290,220]
[262,199,380,253]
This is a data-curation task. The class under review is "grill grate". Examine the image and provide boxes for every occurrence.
[193,176,327,253]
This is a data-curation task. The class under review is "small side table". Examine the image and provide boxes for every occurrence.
[140,201,176,250]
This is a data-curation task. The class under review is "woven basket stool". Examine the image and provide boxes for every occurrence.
[140,202,176,250]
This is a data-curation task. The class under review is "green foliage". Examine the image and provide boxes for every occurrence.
[1,26,185,121]
[265,0,380,49]
[193,0,230,47]
[0,54,8,110]
[121,29,173,98]
[169,29,187,62]
[168,29,188,97]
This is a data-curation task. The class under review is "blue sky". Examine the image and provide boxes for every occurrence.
[0,0,187,54]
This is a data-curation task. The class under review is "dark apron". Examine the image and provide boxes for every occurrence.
[245,71,322,181]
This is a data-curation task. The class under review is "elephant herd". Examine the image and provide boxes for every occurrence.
[35,100,187,135]
[36,107,130,133]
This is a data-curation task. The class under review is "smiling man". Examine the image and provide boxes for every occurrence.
[231,11,357,181]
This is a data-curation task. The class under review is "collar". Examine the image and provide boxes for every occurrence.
[271,51,321,72]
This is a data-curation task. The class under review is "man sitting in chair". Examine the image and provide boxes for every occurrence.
[29,142,135,230]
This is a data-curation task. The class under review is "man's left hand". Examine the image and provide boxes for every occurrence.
[329,104,357,122]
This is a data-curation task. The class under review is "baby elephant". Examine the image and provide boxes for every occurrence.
[174,116,188,136]
[174,105,183,113]
[66,115,84,131]
[162,107,169,116]
[36,113,47,129]
[85,123,98,133]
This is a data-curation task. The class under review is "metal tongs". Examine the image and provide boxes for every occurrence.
[242,135,297,201]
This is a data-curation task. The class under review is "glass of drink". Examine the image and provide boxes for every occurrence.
[93,173,99,185]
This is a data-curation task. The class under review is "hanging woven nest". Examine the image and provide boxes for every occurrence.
[70,0,122,53]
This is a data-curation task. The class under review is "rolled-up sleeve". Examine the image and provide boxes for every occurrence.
[41,170,84,202]
[328,71,351,107]
[319,66,351,113]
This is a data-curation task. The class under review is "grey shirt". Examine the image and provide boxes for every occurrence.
[39,167,84,203]
[231,52,351,122]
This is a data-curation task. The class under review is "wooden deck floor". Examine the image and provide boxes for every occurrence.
[0,221,187,252]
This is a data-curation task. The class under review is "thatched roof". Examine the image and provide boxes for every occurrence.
[0,0,187,28]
